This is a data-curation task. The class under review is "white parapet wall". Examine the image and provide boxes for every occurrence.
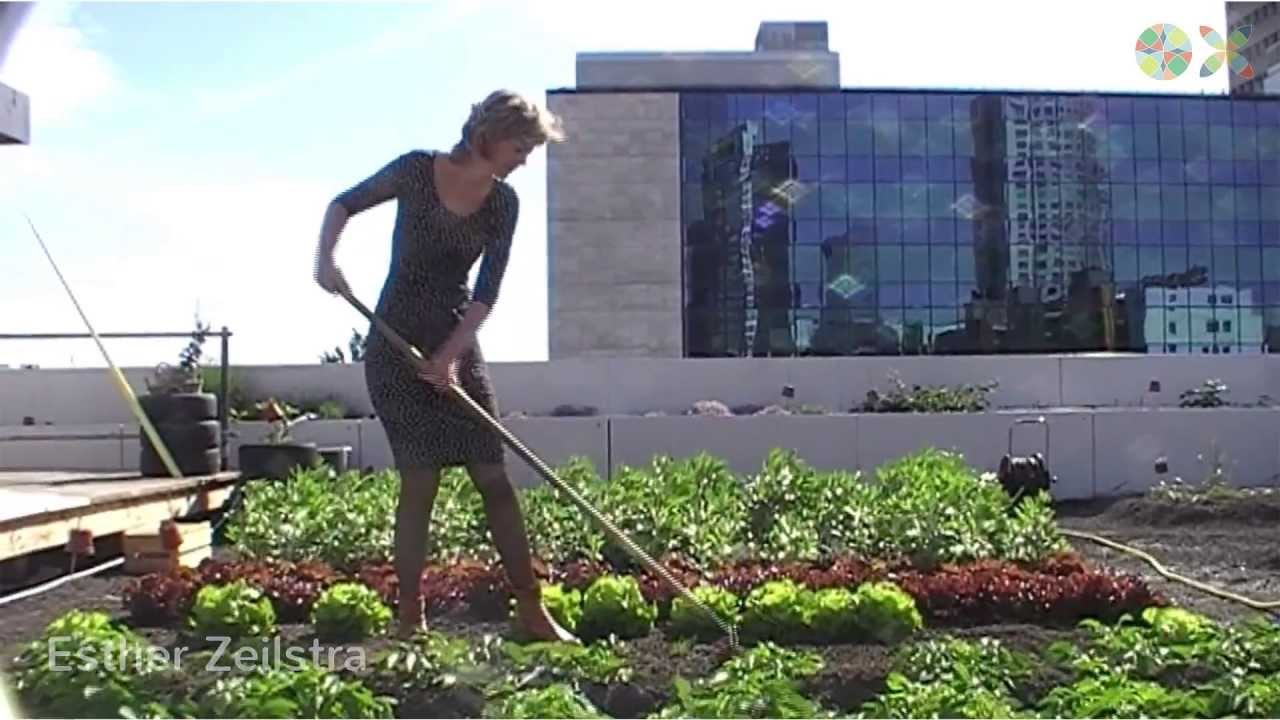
[3,354,1279,500]
[4,354,1280,427]
[2,408,1276,500]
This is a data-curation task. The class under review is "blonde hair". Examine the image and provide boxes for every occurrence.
[450,89,565,162]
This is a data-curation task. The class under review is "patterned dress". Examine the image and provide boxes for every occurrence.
[334,149,516,470]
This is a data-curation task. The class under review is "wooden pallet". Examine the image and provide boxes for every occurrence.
[0,470,239,563]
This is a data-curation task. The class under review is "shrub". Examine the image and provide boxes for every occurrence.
[859,672,1024,719]
[484,683,606,719]
[860,372,998,413]
[10,611,179,718]
[195,662,393,718]
[222,467,398,569]
[591,453,748,571]
[222,446,1068,574]
[651,643,824,719]
[311,582,392,642]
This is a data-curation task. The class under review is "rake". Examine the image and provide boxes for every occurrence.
[336,288,740,650]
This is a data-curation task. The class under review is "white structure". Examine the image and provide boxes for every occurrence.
[1143,285,1266,355]
[576,21,839,90]
[0,2,31,145]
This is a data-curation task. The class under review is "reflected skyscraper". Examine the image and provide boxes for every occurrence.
[677,90,1279,357]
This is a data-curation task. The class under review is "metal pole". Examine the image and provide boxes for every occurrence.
[219,326,230,471]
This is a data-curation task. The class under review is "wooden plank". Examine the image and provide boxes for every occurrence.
[0,471,239,531]
[0,474,239,562]
[0,489,91,523]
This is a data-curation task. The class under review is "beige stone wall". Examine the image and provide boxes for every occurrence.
[546,92,682,358]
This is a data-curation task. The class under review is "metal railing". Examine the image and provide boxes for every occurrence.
[0,328,233,469]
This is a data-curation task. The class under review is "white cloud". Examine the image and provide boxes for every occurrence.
[0,1,119,127]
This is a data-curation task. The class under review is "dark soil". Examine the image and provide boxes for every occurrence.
[3,492,1280,717]
[1059,491,1280,529]
[1056,492,1280,625]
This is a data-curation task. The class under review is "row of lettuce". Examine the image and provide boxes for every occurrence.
[11,604,1280,718]
[224,447,1068,573]
[124,564,927,647]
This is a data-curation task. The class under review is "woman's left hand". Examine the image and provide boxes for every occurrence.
[418,355,459,390]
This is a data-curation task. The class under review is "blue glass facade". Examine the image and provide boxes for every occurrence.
[679,90,1280,357]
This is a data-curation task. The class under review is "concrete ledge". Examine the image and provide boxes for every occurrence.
[1091,407,1280,496]
[2,410,1276,501]
[0,423,137,471]
[1061,355,1269,408]
[15,356,1280,428]
[500,416,609,488]
[0,79,29,145]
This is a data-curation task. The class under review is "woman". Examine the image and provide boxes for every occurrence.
[313,89,574,643]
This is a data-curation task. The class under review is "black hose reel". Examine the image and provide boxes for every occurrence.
[998,416,1057,504]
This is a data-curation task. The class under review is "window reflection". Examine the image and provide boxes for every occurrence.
[680,91,1280,356]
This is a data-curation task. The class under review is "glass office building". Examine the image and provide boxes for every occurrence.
[679,91,1280,357]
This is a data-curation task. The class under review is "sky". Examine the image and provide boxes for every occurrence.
[0,0,1238,370]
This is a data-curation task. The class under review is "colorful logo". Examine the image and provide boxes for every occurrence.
[1135,23,1255,80]
[1135,24,1193,79]
[1198,25,1255,79]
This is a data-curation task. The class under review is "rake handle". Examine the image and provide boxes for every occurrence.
[336,288,739,648]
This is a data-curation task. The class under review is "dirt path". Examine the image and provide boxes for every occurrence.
[1056,493,1280,625]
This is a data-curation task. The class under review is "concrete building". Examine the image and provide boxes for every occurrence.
[1143,285,1266,354]
[1228,2,1280,95]
[546,20,1280,359]
[546,22,839,358]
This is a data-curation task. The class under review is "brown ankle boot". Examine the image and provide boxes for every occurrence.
[512,585,579,644]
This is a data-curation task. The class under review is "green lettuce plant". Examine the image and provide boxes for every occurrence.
[188,580,277,639]
[852,581,922,644]
[311,582,392,642]
[669,584,741,640]
[577,574,657,640]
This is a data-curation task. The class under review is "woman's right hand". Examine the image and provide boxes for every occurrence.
[315,256,351,296]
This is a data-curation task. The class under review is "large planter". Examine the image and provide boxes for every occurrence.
[137,392,222,476]
[238,442,322,480]
[319,445,352,474]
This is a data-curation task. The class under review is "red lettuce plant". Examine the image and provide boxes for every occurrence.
[121,567,201,626]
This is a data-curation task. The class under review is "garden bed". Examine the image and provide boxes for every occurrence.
[3,449,1280,718]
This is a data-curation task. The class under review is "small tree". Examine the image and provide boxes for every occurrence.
[348,329,366,362]
[319,329,367,364]
[146,314,211,394]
